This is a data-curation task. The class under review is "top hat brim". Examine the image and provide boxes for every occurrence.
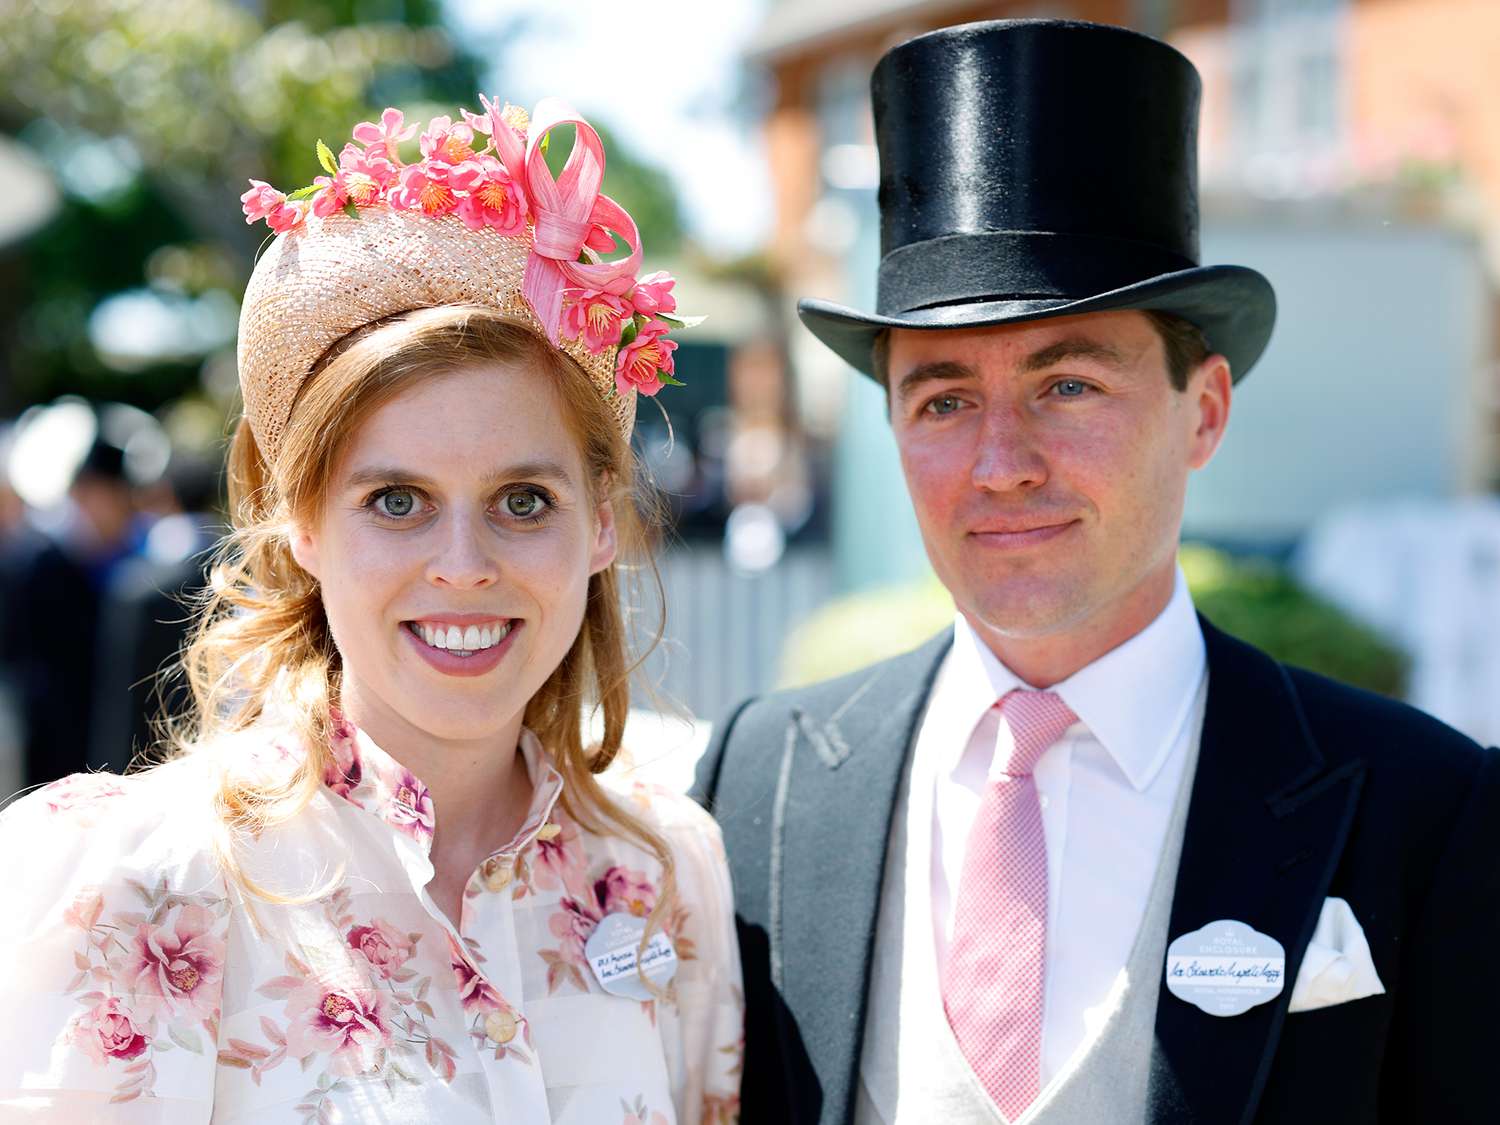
[798,264,1275,384]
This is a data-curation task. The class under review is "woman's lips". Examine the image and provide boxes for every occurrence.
[400,618,521,678]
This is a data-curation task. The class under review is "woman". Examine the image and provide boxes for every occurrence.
[0,97,742,1123]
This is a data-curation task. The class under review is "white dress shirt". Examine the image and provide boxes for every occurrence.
[916,567,1206,1085]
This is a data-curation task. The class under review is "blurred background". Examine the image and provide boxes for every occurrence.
[2,0,1496,796]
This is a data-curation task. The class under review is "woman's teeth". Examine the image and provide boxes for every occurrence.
[408,621,511,655]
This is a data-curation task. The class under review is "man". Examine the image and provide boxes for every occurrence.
[694,19,1500,1125]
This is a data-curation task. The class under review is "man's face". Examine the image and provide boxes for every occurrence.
[887,310,1230,651]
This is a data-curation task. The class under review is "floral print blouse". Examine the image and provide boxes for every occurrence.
[0,719,743,1123]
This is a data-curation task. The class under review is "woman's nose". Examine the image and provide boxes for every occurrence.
[425,511,499,589]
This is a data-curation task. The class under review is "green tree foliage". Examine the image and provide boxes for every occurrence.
[778,545,1407,698]
[0,0,682,414]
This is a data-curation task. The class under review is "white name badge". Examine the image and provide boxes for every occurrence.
[584,912,678,1001]
[1165,919,1286,1017]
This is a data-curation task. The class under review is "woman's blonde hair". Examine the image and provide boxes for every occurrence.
[168,304,674,921]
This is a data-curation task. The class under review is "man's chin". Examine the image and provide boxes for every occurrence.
[957,583,1094,641]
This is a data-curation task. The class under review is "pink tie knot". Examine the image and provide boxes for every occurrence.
[997,689,1077,776]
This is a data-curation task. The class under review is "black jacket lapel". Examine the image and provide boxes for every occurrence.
[1149,620,1366,1125]
[773,632,950,1124]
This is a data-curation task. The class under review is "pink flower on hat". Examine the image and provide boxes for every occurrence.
[628,271,677,318]
[391,159,463,217]
[352,106,417,162]
[240,180,283,223]
[310,174,348,219]
[451,155,527,236]
[267,199,307,233]
[241,179,306,232]
[615,319,678,398]
[563,288,629,353]
[419,115,477,166]
[337,143,397,205]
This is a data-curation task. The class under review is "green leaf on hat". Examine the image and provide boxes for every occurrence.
[316,139,339,176]
[286,184,319,201]
[618,319,640,347]
[342,199,360,220]
[656,370,685,386]
[656,313,707,330]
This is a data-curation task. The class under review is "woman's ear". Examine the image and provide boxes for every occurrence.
[288,521,323,582]
[589,496,618,576]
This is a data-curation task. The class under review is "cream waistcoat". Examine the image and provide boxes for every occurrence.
[855,678,1206,1125]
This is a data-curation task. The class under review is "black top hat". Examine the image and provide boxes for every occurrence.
[798,19,1276,382]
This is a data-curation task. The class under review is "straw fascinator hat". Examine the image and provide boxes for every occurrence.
[237,96,692,463]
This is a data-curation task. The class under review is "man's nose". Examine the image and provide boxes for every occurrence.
[971,405,1049,493]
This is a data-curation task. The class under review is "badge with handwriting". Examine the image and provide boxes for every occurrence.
[1165,920,1286,1017]
[584,912,678,1001]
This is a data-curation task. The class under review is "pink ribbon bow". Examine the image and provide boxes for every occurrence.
[521,98,643,346]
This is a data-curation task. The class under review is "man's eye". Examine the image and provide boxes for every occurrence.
[375,489,417,518]
[924,394,965,416]
[1054,379,1090,398]
[503,489,550,519]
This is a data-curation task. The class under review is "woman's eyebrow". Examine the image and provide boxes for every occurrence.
[341,460,577,491]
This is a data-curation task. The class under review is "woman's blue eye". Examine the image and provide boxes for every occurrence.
[1054,379,1089,397]
[376,489,416,517]
[504,489,549,519]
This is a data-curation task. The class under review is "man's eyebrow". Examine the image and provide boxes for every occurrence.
[340,459,576,491]
[1020,337,1131,373]
[894,360,978,403]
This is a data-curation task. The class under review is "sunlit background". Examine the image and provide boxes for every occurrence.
[2,0,1497,796]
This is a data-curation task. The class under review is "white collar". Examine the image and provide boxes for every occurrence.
[937,567,1206,792]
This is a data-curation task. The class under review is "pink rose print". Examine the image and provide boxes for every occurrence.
[41,773,127,815]
[532,816,588,896]
[283,980,391,1077]
[323,714,365,804]
[70,997,151,1065]
[124,903,226,1022]
[385,769,436,840]
[622,1094,671,1125]
[595,865,657,919]
[62,888,104,932]
[347,919,414,980]
[448,934,503,1013]
[549,895,603,960]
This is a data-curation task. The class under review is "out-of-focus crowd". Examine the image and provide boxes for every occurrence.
[0,399,220,798]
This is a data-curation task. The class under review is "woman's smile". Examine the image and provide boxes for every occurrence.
[400,615,524,677]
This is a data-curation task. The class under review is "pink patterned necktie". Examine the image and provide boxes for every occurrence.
[942,688,1078,1121]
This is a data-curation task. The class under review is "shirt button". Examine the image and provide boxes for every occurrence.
[1039,795,1050,809]
[482,858,513,891]
[484,1009,518,1044]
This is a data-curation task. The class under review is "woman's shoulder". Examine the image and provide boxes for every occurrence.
[1,753,228,900]
[596,768,726,867]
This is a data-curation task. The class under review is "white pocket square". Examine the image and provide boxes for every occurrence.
[1287,896,1386,1013]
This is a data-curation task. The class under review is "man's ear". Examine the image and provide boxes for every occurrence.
[1186,354,1233,471]
[588,496,618,576]
[288,522,322,582]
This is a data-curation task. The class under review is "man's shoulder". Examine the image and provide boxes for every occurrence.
[1282,660,1489,783]
[717,629,953,749]
[1208,621,1489,802]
